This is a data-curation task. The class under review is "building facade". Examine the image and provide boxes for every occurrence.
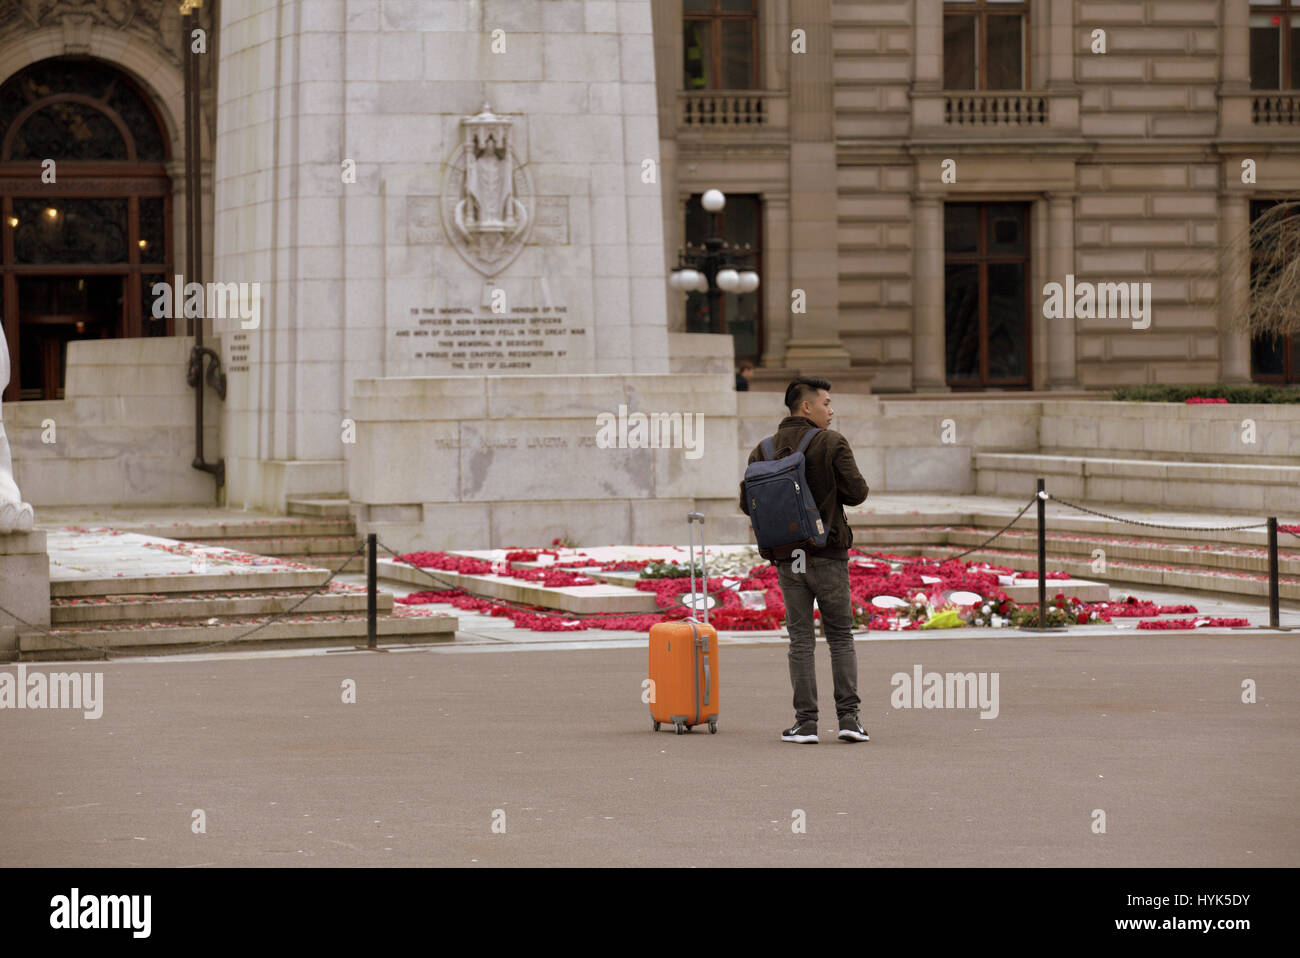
[3,1,1298,406]
[656,0,1300,391]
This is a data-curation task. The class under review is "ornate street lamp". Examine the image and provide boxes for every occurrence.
[668,189,760,335]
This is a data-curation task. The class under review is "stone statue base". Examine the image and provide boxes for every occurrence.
[0,529,50,658]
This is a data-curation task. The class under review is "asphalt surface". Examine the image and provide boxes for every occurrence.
[1,633,1296,867]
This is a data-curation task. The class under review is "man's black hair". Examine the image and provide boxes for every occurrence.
[785,376,832,415]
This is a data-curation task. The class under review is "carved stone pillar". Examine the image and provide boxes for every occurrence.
[1219,194,1253,384]
[762,194,791,367]
[912,195,947,392]
[1046,191,1079,388]
[781,0,849,370]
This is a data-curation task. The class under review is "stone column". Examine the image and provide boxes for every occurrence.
[1044,0,1080,133]
[781,0,849,370]
[1046,191,1079,388]
[762,194,791,367]
[1219,194,1253,383]
[912,195,947,391]
[655,0,682,332]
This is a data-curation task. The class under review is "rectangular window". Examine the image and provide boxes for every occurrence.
[944,15,977,89]
[684,0,758,90]
[1249,198,1300,383]
[943,202,1032,388]
[943,0,1028,90]
[1250,1,1299,89]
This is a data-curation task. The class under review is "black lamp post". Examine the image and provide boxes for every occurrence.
[668,190,760,335]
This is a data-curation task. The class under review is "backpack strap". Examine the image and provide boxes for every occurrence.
[759,436,776,461]
[794,427,822,454]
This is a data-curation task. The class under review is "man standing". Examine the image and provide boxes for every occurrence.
[738,377,870,744]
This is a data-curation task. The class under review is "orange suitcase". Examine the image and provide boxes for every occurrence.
[648,513,719,734]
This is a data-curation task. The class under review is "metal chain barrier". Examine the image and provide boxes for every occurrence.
[851,493,1040,566]
[0,541,367,659]
[1043,493,1270,533]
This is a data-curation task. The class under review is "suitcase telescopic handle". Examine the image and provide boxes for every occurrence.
[687,512,707,624]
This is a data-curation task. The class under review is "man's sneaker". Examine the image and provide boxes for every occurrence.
[837,716,869,742]
[781,721,819,744]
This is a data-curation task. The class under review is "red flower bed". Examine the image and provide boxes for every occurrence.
[601,560,652,572]
[506,567,597,587]
[396,588,466,605]
[1094,595,1198,617]
[396,551,494,575]
[1185,397,1229,404]
[393,551,1207,634]
[504,549,550,562]
[395,550,595,586]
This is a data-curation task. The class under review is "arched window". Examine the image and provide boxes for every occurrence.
[0,57,173,401]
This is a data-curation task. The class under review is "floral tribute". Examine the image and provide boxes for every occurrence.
[392,549,1217,634]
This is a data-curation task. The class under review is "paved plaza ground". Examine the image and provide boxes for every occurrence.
[1,629,1295,868]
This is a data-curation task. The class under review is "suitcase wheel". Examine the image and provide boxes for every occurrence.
[674,723,686,735]
[708,721,717,734]
[652,720,660,732]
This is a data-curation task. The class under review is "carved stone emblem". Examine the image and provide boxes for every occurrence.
[441,104,532,276]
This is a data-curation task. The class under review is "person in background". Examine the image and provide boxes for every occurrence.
[735,361,754,391]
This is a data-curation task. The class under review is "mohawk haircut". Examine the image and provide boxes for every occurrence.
[784,376,832,415]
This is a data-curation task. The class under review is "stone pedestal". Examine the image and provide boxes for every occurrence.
[213,0,672,513]
[348,372,737,551]
[0,530,50,654]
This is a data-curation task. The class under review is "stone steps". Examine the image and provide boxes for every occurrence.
[974,452,1300,514]
[36,524,452,659]
[51,566,330,598]
[943,526,1300,576]
[112,510,363,569]
[287,497,351,518]
[842,499,1300,601]
[184,535,362,557]
[50,586,390,625]
[16,610,456,660]
[847,535,1300,602]
[304,552,368,574]
[851,522,1300,576]
[914,544,1300,602]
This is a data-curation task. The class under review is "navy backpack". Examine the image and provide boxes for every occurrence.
[742,427,828,550]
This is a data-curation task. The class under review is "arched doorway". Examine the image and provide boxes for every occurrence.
[0,56,173,401]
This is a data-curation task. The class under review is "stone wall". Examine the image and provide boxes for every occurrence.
[6,338,221,506]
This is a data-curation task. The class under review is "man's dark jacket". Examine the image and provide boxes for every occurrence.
[738,415,869,562]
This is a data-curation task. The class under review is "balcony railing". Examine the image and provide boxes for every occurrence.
[678,91,771,128]
[945,93,1047,126]
[1253,95,1300,125]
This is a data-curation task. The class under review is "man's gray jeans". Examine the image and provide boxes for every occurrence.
[777,555,860,725]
